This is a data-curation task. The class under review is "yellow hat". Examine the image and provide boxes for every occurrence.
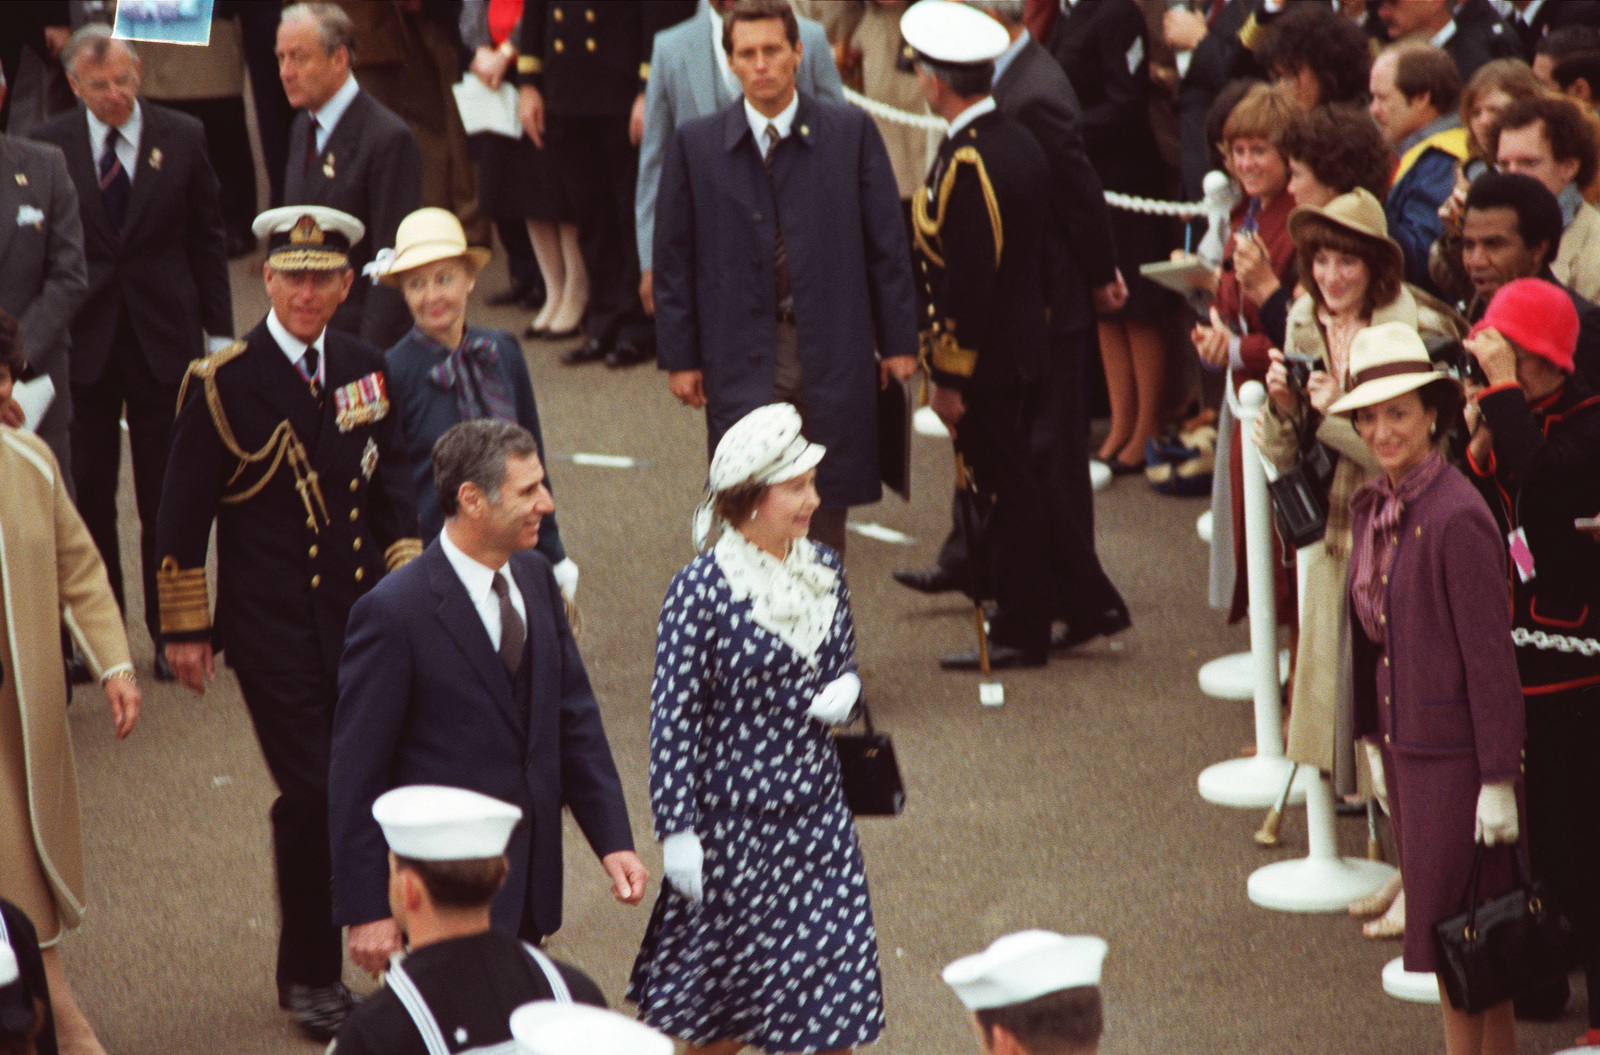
[373,207,492,286]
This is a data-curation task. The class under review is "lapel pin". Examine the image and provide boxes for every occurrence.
[800,124,809,136]
[148,147,162,170]
[14,173,26,187]
[323,153,335,179]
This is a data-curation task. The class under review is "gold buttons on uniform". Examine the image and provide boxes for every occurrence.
[553,6,563,20]
[353,538,362,551]
[309,544,319,558]
[554,38,565,52]
[350,479,359,493]
[1416,526,1423,536]
[354,568,365,582]
[585,8,595,21]
[1383,657,1390,667]
[311,574,322,588]
[349,508,360,521]
[586,38,596,52]
[1381,574,1388,585]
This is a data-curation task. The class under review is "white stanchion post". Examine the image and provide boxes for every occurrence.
[1382,956,1441,1004]
[1248,547,1397,910]
[1198,382,1311,808]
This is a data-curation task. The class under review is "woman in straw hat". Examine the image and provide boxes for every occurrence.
[629,404,884,1055]
[377,207,576,596]
[1255,188,1464,940]
[1333,322,1525,1055]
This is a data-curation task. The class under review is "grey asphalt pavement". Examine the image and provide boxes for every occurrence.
[59,250,1587,1054]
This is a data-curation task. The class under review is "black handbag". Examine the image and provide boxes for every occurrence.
[1267,412,1335,550]
[1433,843,1579,1013]
[832,701,905,817]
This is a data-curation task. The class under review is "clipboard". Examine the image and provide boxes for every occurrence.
[878,375,911,501]
[1139,257,1217,298]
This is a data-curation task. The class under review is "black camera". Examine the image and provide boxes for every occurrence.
[1283,354,1321,396]
[1426,336,1485,387]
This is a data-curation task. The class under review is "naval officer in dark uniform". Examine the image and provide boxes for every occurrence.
[904,0,1059,670]
[331,785,607,1055]
[513,0,694,368]
[155,204,422,1041]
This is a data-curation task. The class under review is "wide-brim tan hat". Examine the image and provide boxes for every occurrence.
[374,207,491,286]
[1328,320,1452,414]
[1287,188,1404,280]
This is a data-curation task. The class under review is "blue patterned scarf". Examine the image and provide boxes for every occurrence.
[423,328,516,424]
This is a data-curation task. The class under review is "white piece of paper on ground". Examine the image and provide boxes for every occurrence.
[847,522,915,544]
[570,452,638,468]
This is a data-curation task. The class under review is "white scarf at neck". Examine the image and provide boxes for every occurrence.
[713,530,838,666]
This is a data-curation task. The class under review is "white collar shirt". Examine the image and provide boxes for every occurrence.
[312,73,361,153]
[746,91,800,158]
[266,308,328,389]
[991,29,1028,87]
[440,527,525,651]
[946,95,996,139]
[1429,19,1458,49]
[1518,1,1545,26]
[85,101,141,182]
[708,2,740,101]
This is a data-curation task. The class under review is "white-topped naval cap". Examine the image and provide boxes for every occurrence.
[943,930,1108,1010]
[901,0,1010,66]
[372,785,522,861]
[252,204,366,271]
[509,1001,674,1055]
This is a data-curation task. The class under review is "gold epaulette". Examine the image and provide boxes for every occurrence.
[912,145,1003,271]
[518,54,542,74]
[174,339,247,411]
[385,538,424,571]
[929,331,978,379]
[157,558,211,635]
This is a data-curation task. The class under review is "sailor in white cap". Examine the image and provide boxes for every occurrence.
[509,1002,673,1055]
[156,202,422,1040]
[331,786,607,1055]
[943,930,1109,1055]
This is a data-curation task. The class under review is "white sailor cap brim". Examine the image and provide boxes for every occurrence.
[901,0,1010,66]
[943,930,1109,1010]
[509,1001,674,1055]
[372,785,522,861]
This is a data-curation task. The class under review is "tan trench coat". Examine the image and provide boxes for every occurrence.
[1554,199,1600,306]
[0,428,130,935]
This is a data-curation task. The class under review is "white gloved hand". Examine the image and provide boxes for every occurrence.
[1474,781,1519,846]
[661,830,703,902]
[552,558,580,602]
[805,672,861,725]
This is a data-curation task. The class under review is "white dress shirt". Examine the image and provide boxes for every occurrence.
[86,101,142,181]
[745,91,800,158]
[266,308,328,389]
[946,95,996,140]
[440,527,526,651]
[312,73,361,152]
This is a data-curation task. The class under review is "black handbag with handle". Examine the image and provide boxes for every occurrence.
[832,700,905,817]
[1433,842,1580,1013]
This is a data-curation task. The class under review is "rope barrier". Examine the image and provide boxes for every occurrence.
[842,86,1207,217]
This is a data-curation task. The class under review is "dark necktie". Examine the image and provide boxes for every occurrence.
[492,573,524,676]
[98,128,130,231]
[763,124,792,309]
[304,116,320,173]
[301,345,322,402]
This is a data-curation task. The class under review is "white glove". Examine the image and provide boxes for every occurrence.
[552,558,579,603]
[805,672,861,725]
[1474,781,1519,846]
[661,830,703,902]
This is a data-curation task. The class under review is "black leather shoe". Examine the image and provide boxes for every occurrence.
[560,338,610,365]
[1051,608,1132,651]
[939,643,1047,670]
[64,653,93,685]
[892,566,960,594]
[152,653,177,682]
[605,341,653,368]
[283,982,357,1041]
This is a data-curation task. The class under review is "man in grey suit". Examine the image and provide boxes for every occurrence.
[278,2,421,349]
[655,0,918,554]
[635,0,842,315]
[0,61,88,478]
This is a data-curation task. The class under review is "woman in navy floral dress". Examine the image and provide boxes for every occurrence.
[628,405,885,1055]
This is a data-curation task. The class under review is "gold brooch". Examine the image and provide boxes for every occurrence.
[323,153,335,179]
[800,124,809,136]
[13,173,25,187]
[149,147,162,170]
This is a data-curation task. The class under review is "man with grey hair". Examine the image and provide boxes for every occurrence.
[278,0,421,348]
[33,25,232,683]
[331,418,647,983]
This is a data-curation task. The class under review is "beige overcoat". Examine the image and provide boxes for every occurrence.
[0,428,130,935]
[1554,199,1600,305]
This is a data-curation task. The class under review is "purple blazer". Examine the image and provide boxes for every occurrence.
[1349,461,1525,972]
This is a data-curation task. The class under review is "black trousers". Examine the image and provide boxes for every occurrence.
[546,112,651,350]
[955,389,1053,654]
[233,665,344,992]
[69,317,179,650]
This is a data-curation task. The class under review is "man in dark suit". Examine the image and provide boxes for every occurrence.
[515,0,695,368]
[896,0,1130,651]
[278,1,421,350]
[329,419,646,975]
[654,0,918,555]
[0,62,86,479]
[1375,0,1518,82]
[156,205,422,1041]
[32,26,232,682]
[1508,0,1600,60]
[904,0,1057,669]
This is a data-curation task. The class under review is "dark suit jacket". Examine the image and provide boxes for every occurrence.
[283,87,421,349]
[1446,0,1521,81]
[329,541,636,937]
[1047,0,1162,192]
[0,134,86,452]
[32,101,231,388]
[156,319,419,674]
[1512,0,1600,59]
[993,35,1115,332]
[1176,0,1258,200]
[654,91,918,507]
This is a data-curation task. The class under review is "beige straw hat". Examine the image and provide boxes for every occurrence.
[1286,187,1404,279]
[373,207,491,286]
[1327,320,1451,414]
